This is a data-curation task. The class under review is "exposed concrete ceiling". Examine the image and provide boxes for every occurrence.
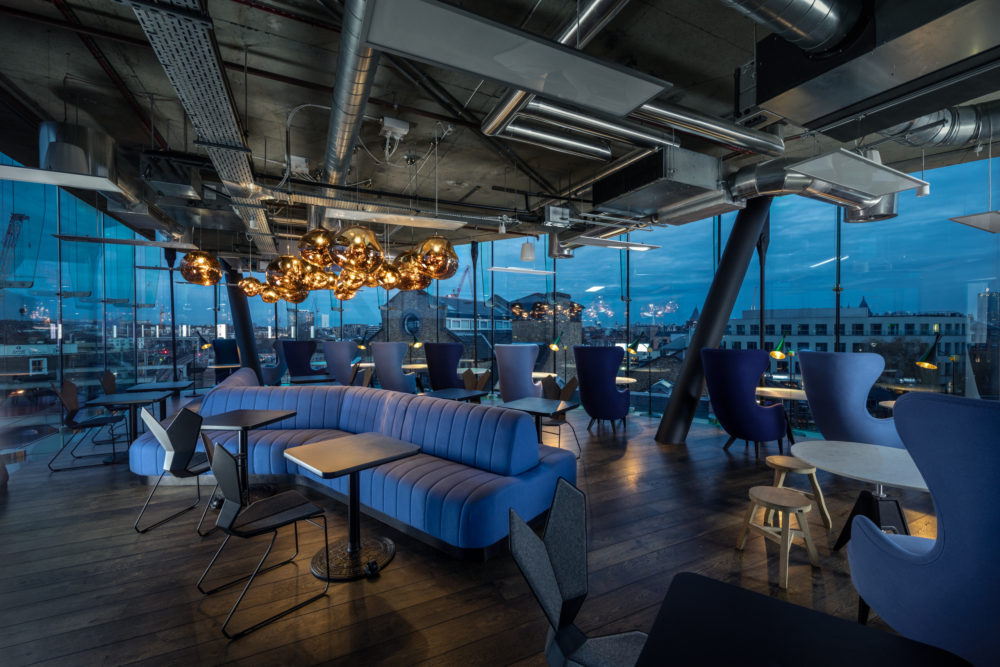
[0,0,997,258]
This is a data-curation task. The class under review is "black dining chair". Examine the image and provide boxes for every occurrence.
[134,407,215,535]
[197,442,330,639]
[48,379,125,472]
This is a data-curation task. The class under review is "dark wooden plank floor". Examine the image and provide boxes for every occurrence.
[0,405,934,666]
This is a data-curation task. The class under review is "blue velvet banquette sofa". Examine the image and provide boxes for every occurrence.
[129,369,577,550]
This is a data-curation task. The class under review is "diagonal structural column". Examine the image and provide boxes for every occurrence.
[656,196,773,444]
[124,0,275,255]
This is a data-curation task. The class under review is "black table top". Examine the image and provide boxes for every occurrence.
[636,573,968,666]
[201,409,296,431]
[283,432,419,478]
[87,391,173,406]
[128,380,193,392]
[289,374,338,384]
[498,397,579,417]
[423,388,489,401]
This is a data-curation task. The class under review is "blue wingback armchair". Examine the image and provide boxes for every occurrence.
[848,393,1000,665]
[322,341,359,385]
[372,342,417,393]
[495,344,543,402]
[210,338,240,383]
[799,351,903,448]
[574,345,629,430]
[281,340,322,378]
[424,342,464,390]
[700,348,788,457]
[259,340,286,386]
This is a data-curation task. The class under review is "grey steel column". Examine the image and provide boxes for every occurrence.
[656,196,773,444]
[224,267,262,382]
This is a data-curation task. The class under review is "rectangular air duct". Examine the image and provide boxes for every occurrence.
[591,147,723,217]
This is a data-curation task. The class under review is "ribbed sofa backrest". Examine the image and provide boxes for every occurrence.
[391,395,539,476]
[200,386,347,430]
[338,387,419,434]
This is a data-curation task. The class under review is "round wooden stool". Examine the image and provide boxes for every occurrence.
[737,486,820,589]
[765,455,833,530]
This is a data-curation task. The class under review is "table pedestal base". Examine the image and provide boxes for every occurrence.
[310,536,396,581]
[832,489,910,551]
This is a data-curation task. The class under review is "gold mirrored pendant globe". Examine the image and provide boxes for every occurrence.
[337,268,366,292]
[298,228,337,267]
[301,264,333,290]
[265,255,305,290]
[180,250,222,286]
[282,287,309,304]
[377,262,401,290]
[238,276,264,297]
[260,286,280,303]
[332,283,357,301]
[416,235,459,279]
[394,250,431,291]
[333,226,384,273]
[363,269,380,288]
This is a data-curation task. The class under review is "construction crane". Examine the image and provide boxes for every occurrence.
[0,213,29,301]
[445,266,471,299]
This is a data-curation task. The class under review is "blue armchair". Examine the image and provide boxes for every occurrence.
[259,340,286,386]
[322,341,359,385]
[700,348,788,457]
[799,351,903,448]
[495,344,543,402]
[210,338,240,383]
[372,342,417,393]
[281,340,322,377]
[848,393,1000,665]
[574,345,629,431]
[424,342,464,390]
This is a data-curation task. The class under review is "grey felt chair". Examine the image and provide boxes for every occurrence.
[197,442,329,640]
[509,478,647,666]
[134,407,215,535]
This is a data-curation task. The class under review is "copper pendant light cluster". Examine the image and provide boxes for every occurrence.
[234,225,460,304]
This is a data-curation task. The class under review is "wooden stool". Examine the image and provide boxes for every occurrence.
[765,455,833,530]
[737,486,820,589]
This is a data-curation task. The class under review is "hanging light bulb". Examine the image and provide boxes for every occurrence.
[298,227,337,267]
[301,263,333,290]
[180,250,222,286]
[520,240,535,262]
[416,235,459,279]
[282,287,309,304]
[549,332,562,352]
[238,275,264,297]
[260,286,280,304]
[332,226,384,273]
[332,282,358,301]
[363,269,380,288]
[915,332,942,370]
[336,268,366,292]
[769,336,786,360]
[265,255,305,291]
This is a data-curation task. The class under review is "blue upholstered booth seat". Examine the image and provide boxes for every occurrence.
[129,383,576,549]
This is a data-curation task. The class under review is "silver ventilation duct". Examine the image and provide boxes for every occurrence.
[719,0,860,53]
[520,99,678,149]
[632,101,785,156]
[503,122,612,161]
[322,0,378,187]
[39,121,117,181]
[548,231,574,258]
[726,158,883,209]
[878,99,1000,147]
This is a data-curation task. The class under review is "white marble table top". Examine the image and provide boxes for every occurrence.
[878,400,896,410]
[755,387,807,401]
[791,440,928,492]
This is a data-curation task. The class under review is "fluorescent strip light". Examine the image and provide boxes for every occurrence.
[326,207,466,230]
[362,0,669,117]
[488,266,555,275]
[809,255,849,268]
[787,148,929,198]
[0,164,122,192]
[950,211,1000,233]
[570,236,660,251]
[585,286,605,293]
[53,235,198,250]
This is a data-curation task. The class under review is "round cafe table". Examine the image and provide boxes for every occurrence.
[401,363,428,371]
[791,439,927,549]
[531,371,557,380]
[615,376,637,385]
[878,400,896,410]
[755,387,807,401]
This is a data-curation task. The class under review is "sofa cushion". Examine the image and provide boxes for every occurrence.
[387,396,539,476]
[310,443,575,549]
[339,387,418,434]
